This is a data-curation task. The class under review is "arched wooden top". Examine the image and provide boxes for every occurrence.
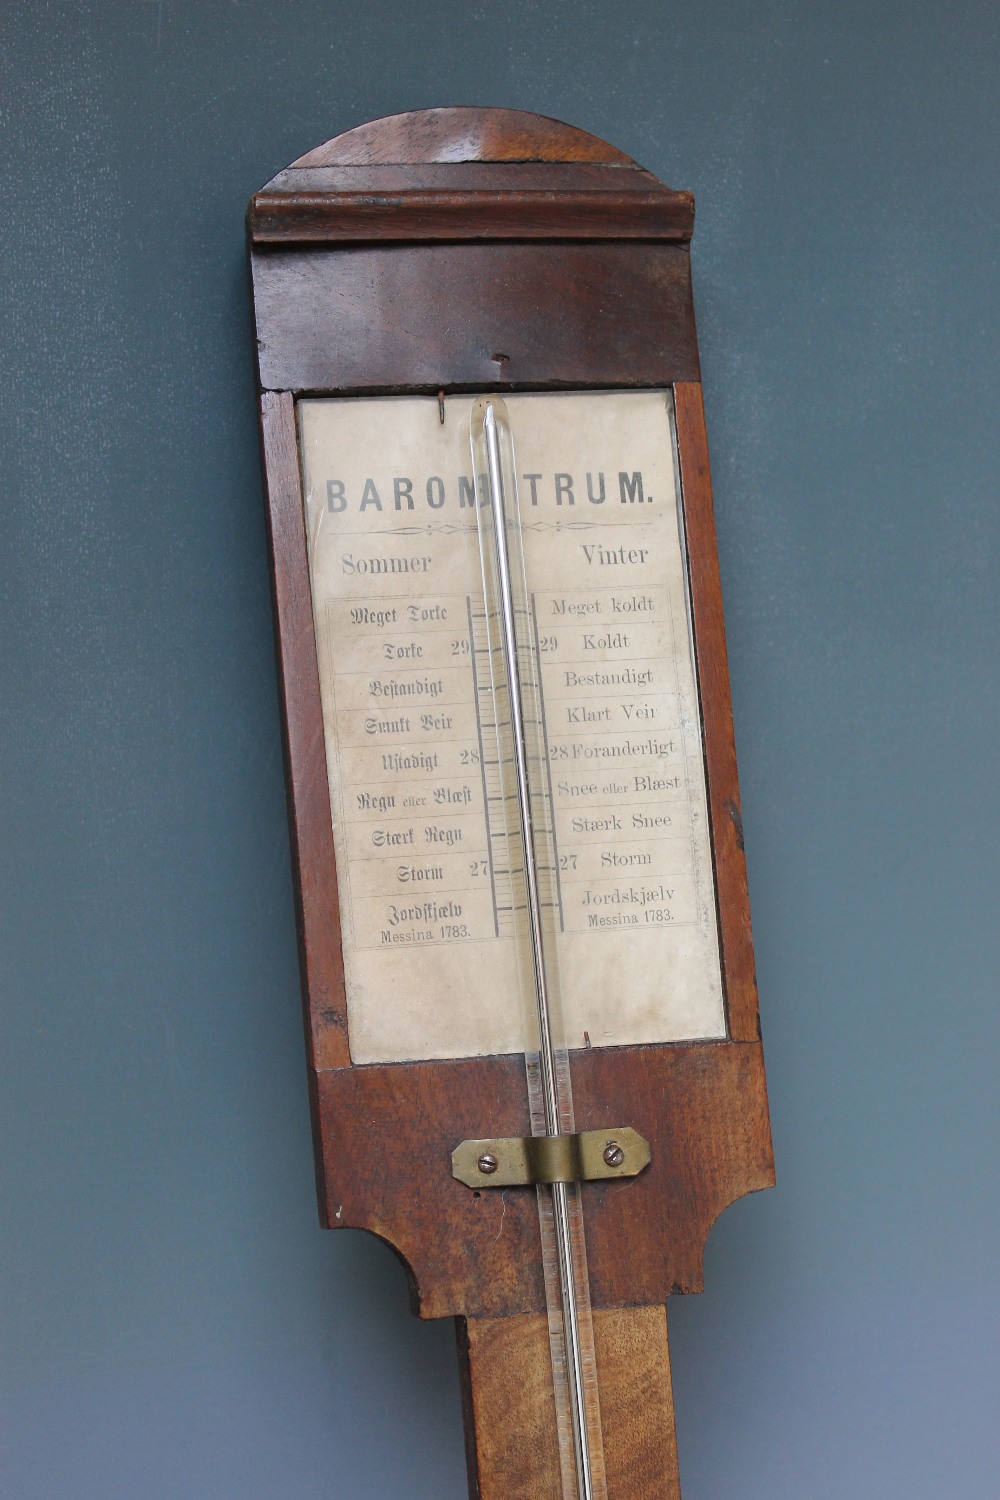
[251,107,692,245]
[290,107,637,168]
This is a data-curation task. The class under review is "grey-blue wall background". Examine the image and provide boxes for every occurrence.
[2,2,997,1495]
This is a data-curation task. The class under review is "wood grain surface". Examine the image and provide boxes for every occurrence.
[252,241,698,394]
[258,392,349,1070]
[288,106,638,167]
[675,383,762,1044]
[314,1040,771,1320]
[459,1306,679,1499]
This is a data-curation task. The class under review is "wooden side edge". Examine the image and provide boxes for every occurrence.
[674,382,761,1044]
[455,1319,485,1500]
[259,391,351,1071]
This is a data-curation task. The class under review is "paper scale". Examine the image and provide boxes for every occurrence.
[249,107,774,1500]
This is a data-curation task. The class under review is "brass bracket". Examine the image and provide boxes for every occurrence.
[451,1127,650,1188]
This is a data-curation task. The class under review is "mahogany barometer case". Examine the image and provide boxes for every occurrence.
[248,106,773,1500]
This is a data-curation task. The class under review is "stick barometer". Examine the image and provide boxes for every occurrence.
[248,107,773,1500]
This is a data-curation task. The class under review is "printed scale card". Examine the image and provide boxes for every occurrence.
[298,392,726,1064]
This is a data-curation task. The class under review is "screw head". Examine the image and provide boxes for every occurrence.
[603,1141,625,1168]
[477,1152,499,1175]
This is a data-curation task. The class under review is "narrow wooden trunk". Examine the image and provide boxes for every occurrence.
[459,1307,679,1500]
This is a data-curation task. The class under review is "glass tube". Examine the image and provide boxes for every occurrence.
[471,397,607,1500]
